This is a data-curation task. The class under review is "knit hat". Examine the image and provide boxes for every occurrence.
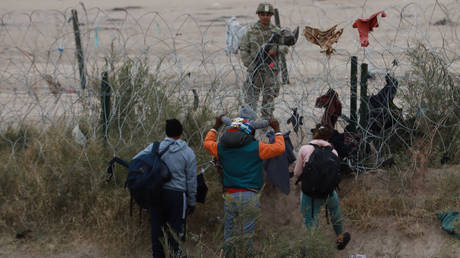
[228,117,254,134]
[221,104,269,129]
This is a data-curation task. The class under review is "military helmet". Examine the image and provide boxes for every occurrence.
[256,3,274,14]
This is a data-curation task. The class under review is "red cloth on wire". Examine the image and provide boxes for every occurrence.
[315,88,342,129]
[352,10,386,47]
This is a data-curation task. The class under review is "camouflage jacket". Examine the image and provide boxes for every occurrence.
[239,21,288,73]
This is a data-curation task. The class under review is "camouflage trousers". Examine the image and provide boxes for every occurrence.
[244,70,281,119]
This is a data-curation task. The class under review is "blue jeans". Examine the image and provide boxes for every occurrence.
[300,190,343,235]
[223,191,260,256]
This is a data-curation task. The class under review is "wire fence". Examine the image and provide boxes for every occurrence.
[0,1,459,173]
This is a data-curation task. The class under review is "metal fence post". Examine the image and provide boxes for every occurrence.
[359,63,368,129]
[71,9,86,90]
[350,56,358,132]
[101,71,111,140]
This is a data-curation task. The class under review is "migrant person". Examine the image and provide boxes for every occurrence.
[203,115,285,256]
[239,2,289,119]
[294,124,351,250]
[133,119,197,258]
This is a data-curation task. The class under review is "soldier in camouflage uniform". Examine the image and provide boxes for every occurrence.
[239,2,289,119]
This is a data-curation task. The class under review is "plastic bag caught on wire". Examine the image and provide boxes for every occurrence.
[225,17,246,56]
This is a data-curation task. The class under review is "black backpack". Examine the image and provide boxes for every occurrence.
[125,142,171,210]
[106,142,171,218]
[298,144,341,199]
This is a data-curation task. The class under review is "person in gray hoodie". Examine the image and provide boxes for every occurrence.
[135,119,197,258]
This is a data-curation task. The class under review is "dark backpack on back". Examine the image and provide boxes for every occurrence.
[298,144,341,199]
[106,142,171,218]
[125,142,171,211]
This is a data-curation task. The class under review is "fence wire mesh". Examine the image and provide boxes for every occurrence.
[0,1,459,173]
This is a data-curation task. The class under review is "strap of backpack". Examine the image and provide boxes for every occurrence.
[309,143,319,149]
[155,142,171,157]
[106,157,130,183]
[158,142,174,184]
[309,143,332,151]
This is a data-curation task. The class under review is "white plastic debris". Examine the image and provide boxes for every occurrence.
[72,125,87,146]
[225,17,246,56]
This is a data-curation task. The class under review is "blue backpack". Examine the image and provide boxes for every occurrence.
[106,142,171,217]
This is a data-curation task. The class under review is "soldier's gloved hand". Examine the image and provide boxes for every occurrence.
[187,205,195,216]
[269,118,280,133]
[213,114,224,130]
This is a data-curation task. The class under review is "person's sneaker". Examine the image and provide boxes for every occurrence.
[336,232,351,250]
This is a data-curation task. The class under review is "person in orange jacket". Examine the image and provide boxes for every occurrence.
[203,115,285,256]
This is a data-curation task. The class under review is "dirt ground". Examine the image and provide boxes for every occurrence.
[259,171,460,257]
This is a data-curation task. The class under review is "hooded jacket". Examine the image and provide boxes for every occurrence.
[135,137,197,206]
[220,129,255,148]
[203,129,285,190]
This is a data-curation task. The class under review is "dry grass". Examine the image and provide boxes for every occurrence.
[341,164,460,239]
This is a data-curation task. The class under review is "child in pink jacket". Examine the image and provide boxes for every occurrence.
[294,124,350,250]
